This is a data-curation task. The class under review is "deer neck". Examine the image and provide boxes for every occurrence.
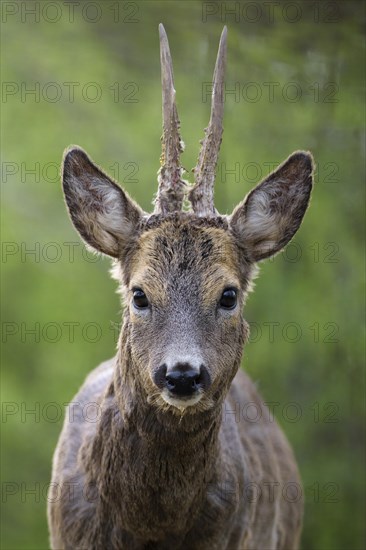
[87,322,224,539]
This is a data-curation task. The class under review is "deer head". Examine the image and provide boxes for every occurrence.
[62,25,314,415]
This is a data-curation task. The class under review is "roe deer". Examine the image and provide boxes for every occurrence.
[48,25,314,549]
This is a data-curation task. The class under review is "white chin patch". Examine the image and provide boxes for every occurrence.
[161,391,202,411]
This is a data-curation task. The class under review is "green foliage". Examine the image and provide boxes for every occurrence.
[1,2,364,548]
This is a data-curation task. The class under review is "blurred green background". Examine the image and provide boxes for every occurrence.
[1,1,365,548]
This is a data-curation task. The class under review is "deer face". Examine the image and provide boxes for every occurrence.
[61,26,314,414]
[124,216,249,413]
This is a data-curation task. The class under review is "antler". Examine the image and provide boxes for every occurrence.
[188,26,227,217]
[154,24,186,215]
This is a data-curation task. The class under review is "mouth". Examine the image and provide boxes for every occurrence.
[161,390,203,411]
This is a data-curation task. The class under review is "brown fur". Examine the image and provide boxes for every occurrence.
[50,41,314,547]
[49,204,313,548]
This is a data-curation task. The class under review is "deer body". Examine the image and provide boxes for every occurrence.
[49,356,302,549]
[49,26,313,549]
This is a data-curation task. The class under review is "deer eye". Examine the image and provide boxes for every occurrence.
[219,288,237,310]
[133,289,149,309]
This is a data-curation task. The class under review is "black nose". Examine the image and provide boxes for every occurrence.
[153,363,211,398]
[166,368,201,397]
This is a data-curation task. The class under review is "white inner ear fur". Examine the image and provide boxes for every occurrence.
[231,161,312,261]
[66,161,143,258]
[72,174,129,255]
[242,188,285,256]
[93,182,136,246]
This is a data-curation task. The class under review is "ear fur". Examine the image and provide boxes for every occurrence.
[62,147,143,257]
[229,151,314,261]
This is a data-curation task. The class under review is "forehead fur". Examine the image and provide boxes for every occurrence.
[120,213,250,291]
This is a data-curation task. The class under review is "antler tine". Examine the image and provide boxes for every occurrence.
[188,26,227,217]
[154,23,186,215]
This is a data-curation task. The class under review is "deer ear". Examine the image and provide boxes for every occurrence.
[229,151,314,261]
[62,147,143,257]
